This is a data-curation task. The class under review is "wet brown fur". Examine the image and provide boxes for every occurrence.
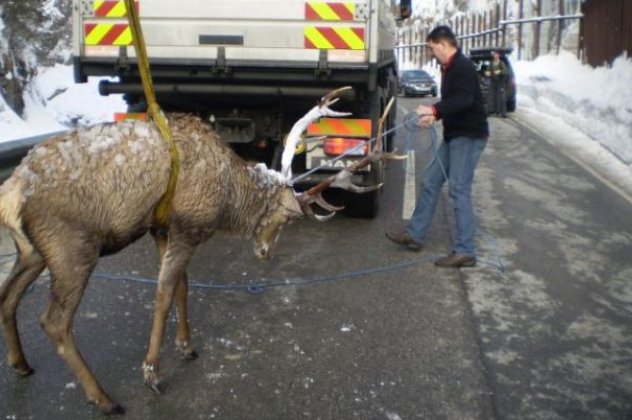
[0,114,301,414]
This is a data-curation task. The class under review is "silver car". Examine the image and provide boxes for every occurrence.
[398,69,438,97]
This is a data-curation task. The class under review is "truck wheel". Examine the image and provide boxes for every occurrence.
[343,159,383,219]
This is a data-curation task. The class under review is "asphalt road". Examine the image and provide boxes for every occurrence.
[1,98,631,419]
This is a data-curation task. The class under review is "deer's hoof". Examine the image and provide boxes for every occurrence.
[175,340,199,361]
[11,362,34,377]
[102,403,125,416]
[144,378,165,395]
[178,347,199,361]
[89,398,125,416]
[142,361,164,394]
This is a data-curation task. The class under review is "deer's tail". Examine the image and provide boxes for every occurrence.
[0,178,34,256]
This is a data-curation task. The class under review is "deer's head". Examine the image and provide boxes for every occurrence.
[253,186,302,260]
[249,87,404,259]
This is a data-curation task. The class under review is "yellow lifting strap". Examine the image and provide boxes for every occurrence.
[123,0,179,227]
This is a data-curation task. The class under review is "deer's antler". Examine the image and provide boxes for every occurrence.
[295,150,406,220]
[279,87,352,180]
[280,86,405,221]
[319,86,354,109]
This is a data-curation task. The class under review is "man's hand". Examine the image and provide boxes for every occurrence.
[416,105,436,127]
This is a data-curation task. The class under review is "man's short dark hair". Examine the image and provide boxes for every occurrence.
[427,25,458,47]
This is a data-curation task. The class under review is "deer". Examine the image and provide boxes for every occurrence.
[0,87,403,414]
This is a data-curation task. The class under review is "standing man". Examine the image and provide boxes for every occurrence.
[485,50,508,117]
[386,25,489,268]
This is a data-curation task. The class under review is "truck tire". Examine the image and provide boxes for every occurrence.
[342,156,382,219]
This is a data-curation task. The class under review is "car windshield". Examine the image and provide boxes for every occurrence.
[402,70,430,80]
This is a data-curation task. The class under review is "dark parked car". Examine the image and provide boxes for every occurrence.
[398,69,438,97]
[469,47,517,113]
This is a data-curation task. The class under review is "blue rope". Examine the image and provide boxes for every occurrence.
[2,245,504,298]
[403,113,420,155]
[90,254,443,294]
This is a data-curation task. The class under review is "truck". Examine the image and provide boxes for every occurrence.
[72,0,411,217]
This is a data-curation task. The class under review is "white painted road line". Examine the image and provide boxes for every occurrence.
[403,149,416,220]
[398,103,417,221]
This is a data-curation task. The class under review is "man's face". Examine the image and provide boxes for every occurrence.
[427,40,448,64]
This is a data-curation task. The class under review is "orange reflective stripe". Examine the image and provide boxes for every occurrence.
[307,118,371,138]
[85,23,132,45]
[305,2,355,21]
[304,26,365,49]
[94,0,138,17]
[114,112,148,121]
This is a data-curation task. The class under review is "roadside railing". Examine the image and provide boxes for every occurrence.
[396,0,583,68]
[0,131,66,181]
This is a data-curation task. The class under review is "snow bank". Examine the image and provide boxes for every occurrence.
[1,65,126,142]
[514,51,632,165]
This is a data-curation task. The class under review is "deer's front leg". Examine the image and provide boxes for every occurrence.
[143,238,195,394]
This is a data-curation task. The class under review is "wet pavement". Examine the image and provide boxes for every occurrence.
[467,112,632,419]
[1,99,631,419]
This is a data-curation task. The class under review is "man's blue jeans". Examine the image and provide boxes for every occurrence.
[406,136,487,256]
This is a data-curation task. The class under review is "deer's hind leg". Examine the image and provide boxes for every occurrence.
[173,270,198,360]
[0,246,45,376]
[39,236,124,415]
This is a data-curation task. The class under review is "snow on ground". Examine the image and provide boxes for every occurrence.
[512,52,632,199]
[0,53,630,199]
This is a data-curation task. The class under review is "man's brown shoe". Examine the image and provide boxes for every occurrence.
[385,231,423,251]
[434,253,477,268]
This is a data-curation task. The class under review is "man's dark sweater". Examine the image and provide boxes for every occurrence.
[432,50,489,141]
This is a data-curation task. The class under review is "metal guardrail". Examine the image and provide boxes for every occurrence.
[0,131,67,182]
[499,13,583,25]
[396,11,584,66]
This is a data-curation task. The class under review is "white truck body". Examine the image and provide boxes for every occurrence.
[72,0,410,217]
[74,0,397,71]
